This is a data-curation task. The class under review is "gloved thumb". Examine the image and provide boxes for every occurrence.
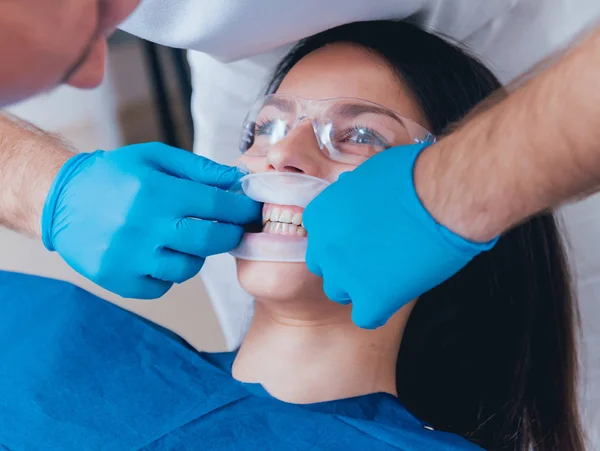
[350,294,400,330]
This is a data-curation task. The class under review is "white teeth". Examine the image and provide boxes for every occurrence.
[260,205,308,236]
[271,207,281,222]
[262,221,307,237]
[263,206,302,225]
[263,207,272,224]
[279,210,293,224]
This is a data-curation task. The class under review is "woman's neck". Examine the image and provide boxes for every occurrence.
[232,300,408,404]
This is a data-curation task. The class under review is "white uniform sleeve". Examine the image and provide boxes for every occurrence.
[120,0,508,63]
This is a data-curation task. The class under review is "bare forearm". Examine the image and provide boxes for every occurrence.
[415,25,600,242]
[0,113,73,237]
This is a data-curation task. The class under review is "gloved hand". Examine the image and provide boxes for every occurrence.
[42,142,260,299]
[303,143,497,329]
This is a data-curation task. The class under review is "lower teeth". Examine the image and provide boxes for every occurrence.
[263,221,307,237]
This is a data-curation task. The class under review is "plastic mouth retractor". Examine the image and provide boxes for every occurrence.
[230,172,330,262]
[230,233,309,263]
[238,172,330,208]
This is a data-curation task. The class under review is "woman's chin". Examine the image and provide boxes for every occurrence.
[236,259,327,304]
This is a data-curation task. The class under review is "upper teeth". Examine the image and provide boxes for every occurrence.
[263,205,303,226]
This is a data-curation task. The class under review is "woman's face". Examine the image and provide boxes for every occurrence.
[236,43,428,311]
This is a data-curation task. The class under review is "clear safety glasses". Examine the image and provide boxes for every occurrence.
[239,94,435,164]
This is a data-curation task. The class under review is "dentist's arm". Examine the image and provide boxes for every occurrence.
[304,24,600,329]
[415,24,600,242]
[0,113,260,299]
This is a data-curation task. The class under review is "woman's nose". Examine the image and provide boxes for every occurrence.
[266,122,324,177]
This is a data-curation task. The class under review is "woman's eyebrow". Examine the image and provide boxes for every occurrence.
[332,103,405,124]
[263,96,295,112]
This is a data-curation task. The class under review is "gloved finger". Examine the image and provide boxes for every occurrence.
[168,176,261,225]
[305,254,323,278]
[146,143,245,189]
[350,295,395,330]
[301,200,318,231]
[165,218,244,257]
[302,178,344,223]
[321,270,351,305]
[304,238,323,278]
[146,248,205,284]
[118,277,173,300]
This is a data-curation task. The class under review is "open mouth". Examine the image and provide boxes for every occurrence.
[262,203,307,237]
[231,172,323,262]
[234,202,309,263]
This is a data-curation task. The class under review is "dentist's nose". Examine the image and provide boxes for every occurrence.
[266,122,325,177]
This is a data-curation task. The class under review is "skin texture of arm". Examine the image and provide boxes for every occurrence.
[415,24,600,242]
[0,113,72,238]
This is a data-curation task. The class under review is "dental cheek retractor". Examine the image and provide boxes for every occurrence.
[229,172,330,262]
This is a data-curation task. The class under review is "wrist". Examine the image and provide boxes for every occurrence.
[41,151,94,250]
[0,113,77,239]
[413,138,503,243]
[25,142,72,239]
[1,139,72,239]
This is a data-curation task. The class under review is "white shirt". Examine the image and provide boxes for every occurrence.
[120,0,600,441]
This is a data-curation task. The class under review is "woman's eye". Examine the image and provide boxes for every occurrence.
[255,118,289,142]
[340,126,390,148]
[255,120,275,135]
[349,130,378,145]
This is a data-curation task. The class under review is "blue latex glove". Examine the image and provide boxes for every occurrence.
[41,142,260,299]
[303,143,497,329]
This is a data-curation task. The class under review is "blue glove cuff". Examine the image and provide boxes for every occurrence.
[41,152,99,251]
[399,143,499,255]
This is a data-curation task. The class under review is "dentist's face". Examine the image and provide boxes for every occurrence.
[235,43,428,310]
[0,0,140,106]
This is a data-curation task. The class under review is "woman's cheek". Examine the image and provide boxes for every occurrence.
[328,165,357,182]
[235,155,269,173]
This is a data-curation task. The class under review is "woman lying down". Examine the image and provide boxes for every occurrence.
[0,21,585,451]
